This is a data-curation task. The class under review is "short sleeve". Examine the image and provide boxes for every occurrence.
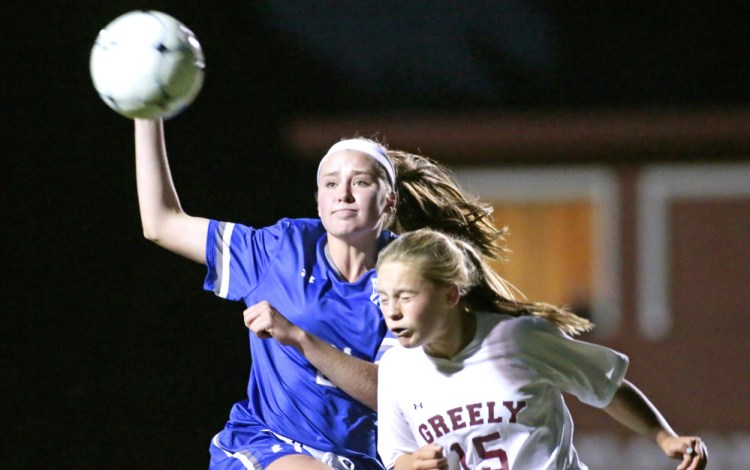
[203,219,286,301]
[515,316,629,408]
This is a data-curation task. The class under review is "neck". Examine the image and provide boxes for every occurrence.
[326,235,380,282]
[424,309,477,359]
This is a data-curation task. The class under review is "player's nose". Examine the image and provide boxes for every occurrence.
[335,183,354,202]
[382,302,402,320]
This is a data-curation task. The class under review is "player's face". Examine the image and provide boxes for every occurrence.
[378,261,462,357]
[317,150,394,242]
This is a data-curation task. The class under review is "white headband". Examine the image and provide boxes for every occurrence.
[317,139,396,188]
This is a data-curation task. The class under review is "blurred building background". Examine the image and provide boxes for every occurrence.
[3,1,749,468]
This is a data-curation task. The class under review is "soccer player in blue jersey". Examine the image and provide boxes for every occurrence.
[133,118,507,469]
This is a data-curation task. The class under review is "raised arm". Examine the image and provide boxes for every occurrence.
[135,118,209,263]
[604,379,707,470]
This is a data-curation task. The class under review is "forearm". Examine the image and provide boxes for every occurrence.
[134,118,208,263]
[135,119,182,237]
[296,331,378,410]
[603,379,677,445]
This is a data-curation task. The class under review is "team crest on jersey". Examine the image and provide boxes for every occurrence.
[370,278,380,307]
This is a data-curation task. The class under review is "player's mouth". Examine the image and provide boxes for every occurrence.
[331,209,358,218]
[390,327,409,337]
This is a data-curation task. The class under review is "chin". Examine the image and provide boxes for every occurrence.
[324,218,358,233]
[397,337,421,349]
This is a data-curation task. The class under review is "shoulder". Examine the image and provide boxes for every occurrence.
[277,217,324,233]
[477,312,554,337]
[264,218,326,241]
[209,217,310,234]
[498,313,559,337]
[478,313,564,355]
[210,218,325,255]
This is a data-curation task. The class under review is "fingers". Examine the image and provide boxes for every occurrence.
[413,444,447,470]
[676,438,707,470]
[243,301,273,338]
[242,301,298,344]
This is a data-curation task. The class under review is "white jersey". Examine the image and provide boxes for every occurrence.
[377,312,629,470]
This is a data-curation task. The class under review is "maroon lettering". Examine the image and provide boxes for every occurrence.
[466,402,484,426]
[450,442,469,470]
[447,406,467,430]
[418,423,434,443]
[419,400,527,443]
[487,401,503,423]
[473,432,509,470]
[503,401,526,423]
[427,415,450,439]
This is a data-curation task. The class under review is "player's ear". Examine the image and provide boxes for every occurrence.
[446,284,460,307]
[385,191,397,214]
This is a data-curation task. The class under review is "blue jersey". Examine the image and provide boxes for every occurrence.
[203,218,396,464]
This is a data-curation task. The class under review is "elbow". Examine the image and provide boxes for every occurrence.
[139,211,176,244]
[142,227,160,244]
[141,222,165,244]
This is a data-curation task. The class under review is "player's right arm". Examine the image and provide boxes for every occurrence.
[135,118,209,264]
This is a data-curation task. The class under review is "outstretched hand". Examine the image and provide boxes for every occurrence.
[659,435,707,470]
[243,301,303,348]
[395,444,447,470]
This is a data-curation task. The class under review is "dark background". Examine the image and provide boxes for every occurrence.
[4,2,750,468]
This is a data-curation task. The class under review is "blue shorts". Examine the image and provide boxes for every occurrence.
[208,423,382,470]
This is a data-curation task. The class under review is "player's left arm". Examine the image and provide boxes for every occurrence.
[244,301,378,410]
[603,379,707,470]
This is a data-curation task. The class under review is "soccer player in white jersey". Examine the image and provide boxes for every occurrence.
[375,229,708,470]
[133,119,508,469]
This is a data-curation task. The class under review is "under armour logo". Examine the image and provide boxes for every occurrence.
[300,269,315,283]
[413,402,423,410]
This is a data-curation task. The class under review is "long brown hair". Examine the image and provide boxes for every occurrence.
[387,149,508,261]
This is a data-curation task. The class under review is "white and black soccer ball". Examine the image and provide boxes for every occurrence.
[90,10,205,120]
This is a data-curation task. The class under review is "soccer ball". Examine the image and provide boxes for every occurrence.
[90,10,205,120]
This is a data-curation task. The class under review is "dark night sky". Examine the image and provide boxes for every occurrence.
[4,2,750,467]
